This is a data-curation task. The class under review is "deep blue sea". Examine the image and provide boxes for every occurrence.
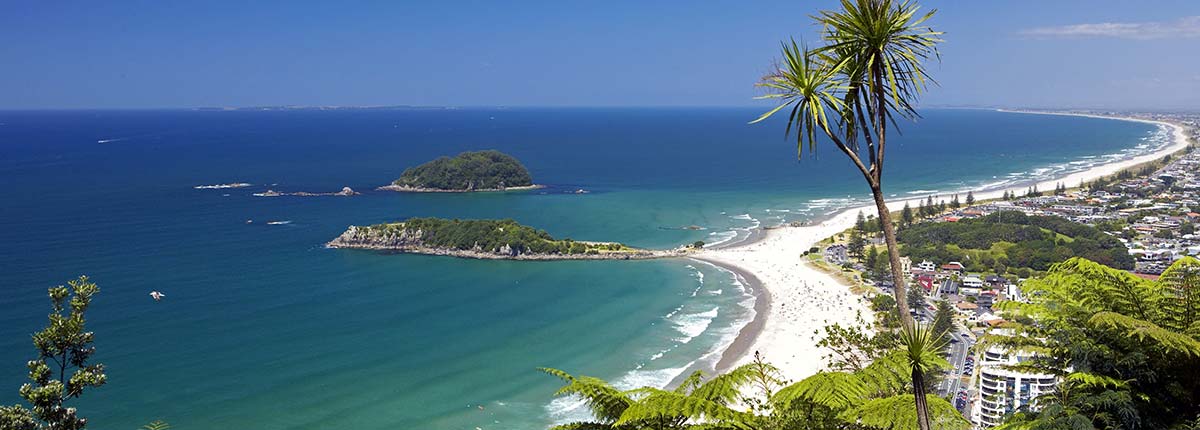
[0,108,1166,429]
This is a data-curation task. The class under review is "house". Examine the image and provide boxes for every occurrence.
[916,274,935,292]
[941,262,966,274]
[939,279,960,295]
[916,260,937,272]
[961,275,983,296]
[977,291,996,309]
[955,302,979,315]
[984,275,1007,288]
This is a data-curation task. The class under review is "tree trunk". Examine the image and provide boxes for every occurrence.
[912,367,932,430]
[870,184,914,330]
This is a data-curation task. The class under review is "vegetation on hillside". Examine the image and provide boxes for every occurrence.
[987,257,1200,430]
[393,150,533,190]
[362,217,628,255]
[897,212,1135,272]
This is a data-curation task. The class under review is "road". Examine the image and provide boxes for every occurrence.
[919,300,971,400]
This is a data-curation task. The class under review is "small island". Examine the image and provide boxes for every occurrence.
[377,150,541,192]
[328,217,686,260]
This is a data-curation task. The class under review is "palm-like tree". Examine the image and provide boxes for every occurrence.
[753,0,942,428]
[754,0,941,327]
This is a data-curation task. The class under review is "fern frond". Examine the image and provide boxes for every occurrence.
[771,371,868,411]
[1089,311,1200,357]
[1065,372,1127,390]
[691,363,766,405]
[858,351,912,397]
[540,367,633,422]
[550,421,616,430]
[614,390,751,428]
[675,370,706,395]
[1158,257,1200,334]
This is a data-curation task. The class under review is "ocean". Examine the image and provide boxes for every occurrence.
[0,108,1166,429]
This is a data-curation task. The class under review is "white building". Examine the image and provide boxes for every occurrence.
[916,260,936,272]
[961,275,983,296]
[973,345,1058,428]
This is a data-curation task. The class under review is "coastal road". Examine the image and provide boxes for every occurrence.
[938,323,973,399]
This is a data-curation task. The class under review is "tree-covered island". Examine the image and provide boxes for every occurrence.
[328,217,686,260]
[378,150,539,192]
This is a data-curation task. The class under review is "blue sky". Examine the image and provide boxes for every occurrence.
[3,0,1198,109]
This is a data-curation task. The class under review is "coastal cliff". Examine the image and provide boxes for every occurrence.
[327,218,686,260]
[381,150,538,192]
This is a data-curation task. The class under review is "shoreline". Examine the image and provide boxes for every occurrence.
[695,111,1193,382]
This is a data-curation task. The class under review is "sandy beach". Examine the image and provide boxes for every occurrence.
[697,111,1193,382]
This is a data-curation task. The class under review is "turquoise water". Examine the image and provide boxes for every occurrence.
[0,108,1165,429]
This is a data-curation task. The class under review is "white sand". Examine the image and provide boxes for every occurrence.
[698,112,1192,382]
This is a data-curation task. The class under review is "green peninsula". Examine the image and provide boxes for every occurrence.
[328,217,683,260]
[379,150,537,192]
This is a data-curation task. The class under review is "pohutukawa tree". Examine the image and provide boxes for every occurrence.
[752,0,942,428]
[0,276,106,430]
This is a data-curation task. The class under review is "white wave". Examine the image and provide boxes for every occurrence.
[673,307,719,344]
[731,213,752,220]
[906,189,939,195]
[705,230,738,247]
[663,304,684,320]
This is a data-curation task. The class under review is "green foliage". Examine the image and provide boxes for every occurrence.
[393,150,533,190]
[965,191,975,206]
[2,276,106,430]
[898,212,1134,271]
[140,421,171,430]
[870,294,897,313]
[901,203,914,228]
[540,357,780,430]
[817,320,898,372]
[989,257,1200,429]
[363,218,628,255]
[931,301,954,343]
[848,228,866,260]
